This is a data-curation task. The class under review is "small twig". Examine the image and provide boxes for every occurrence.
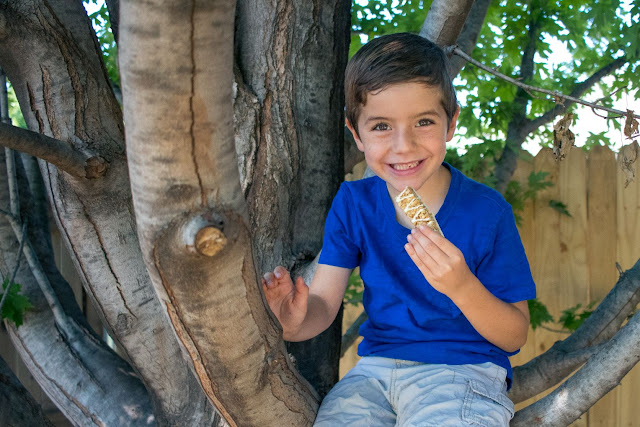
[448,45,640,120]
[0,221,27,315]
[5,148,19,217]
[538,324,571,334]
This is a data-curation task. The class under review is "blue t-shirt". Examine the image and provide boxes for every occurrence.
[319,163,536,386]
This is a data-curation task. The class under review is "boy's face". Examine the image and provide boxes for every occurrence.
[347,82,459,197]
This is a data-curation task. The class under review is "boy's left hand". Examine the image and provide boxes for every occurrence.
[405,225,474,299]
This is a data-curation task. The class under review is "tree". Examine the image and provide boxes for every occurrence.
[0,1,638,426]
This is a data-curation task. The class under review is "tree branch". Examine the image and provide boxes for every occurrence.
[512,307,640,426]
[0,220,26,315]
[522,56,629,135]
[509,258,640,403]
[0,123,107,179]
[340,310,367,357]
[448,47,638,120]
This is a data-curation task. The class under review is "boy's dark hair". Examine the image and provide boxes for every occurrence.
[345,32,458,135]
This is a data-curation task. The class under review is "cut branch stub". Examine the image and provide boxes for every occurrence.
[195,227,227,257]
[84,155,108,179]
[183,213,228,257]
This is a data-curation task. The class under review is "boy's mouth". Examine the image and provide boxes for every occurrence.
[391,160,422,171]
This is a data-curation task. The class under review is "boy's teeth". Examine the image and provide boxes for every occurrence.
[393,161,419,170]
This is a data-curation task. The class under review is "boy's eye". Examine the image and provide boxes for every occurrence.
[372,123,390,131]
[417,119,433,127]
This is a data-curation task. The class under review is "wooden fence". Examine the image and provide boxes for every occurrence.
[341,143,640,426]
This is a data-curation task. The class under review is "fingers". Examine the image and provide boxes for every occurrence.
[407,226,447,264]
[262,266,292,289]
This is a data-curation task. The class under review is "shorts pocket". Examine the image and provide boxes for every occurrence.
[462,379,514,426]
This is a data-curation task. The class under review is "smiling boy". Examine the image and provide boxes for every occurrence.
[262,33,536,426]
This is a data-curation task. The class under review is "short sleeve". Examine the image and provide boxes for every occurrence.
[476,207,536,303]
[318,184,361,269]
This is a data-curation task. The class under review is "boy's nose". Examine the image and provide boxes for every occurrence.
[392,127,415,152]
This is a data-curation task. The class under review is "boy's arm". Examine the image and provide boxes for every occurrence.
[406,225,530,353]
[262,264,352,342]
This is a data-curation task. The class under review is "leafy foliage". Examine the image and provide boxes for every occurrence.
[344,269,364,306]
[84,0,119,86]
[504,169,554,224]
[559,301,597,331]
[1,279,32,327]
[352,0,640,167]
[528,298,554,330]
[7,84,26,129]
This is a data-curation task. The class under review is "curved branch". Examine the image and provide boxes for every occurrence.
[0,150,155,426]
[522,56,629,135]
[449,48,636,121]
[0,123,107,179]
[513,307,640,426]
[510,258,640,403]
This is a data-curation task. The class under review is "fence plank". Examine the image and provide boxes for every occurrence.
[616,142,640,427]
[586,145,619,427]
[510,154,539,410]
[532,148,564,351]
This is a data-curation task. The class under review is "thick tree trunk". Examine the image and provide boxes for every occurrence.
[120,1,328,425]
[0,1,216,424]
[234,0,351,396]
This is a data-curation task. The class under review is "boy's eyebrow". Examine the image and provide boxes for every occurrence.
[363,116,390,123]
[363,110,441,123]
[411,110,441,118]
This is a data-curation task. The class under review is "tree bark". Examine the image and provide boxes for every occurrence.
[447,0,491,77]
[510,257,640,403]
[420,0,474,47]
[0,122,107,179]
[0,149,155,425]
[513,262,640,426]
[234,0,351,396]
[0,1,217,424]
[120,1,323,425]
[0,355,55,427]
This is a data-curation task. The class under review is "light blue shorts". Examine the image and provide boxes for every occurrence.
[314,357,514,426]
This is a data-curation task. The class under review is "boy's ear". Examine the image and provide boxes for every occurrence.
[446,105,461,142]
[346,119,365,152]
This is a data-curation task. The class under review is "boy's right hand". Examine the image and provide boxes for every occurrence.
[262,266,309,338]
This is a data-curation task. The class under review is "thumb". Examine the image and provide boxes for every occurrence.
[293,277,309,303]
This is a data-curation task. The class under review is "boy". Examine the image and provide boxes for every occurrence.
[262,32,536,426]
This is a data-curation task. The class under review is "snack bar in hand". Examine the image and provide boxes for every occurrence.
[395,186,445,237]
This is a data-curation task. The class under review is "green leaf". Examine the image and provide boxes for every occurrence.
[559,301,597,331]
[528,298,554,330]
[549,199,571,216]
[1,279,33,327]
